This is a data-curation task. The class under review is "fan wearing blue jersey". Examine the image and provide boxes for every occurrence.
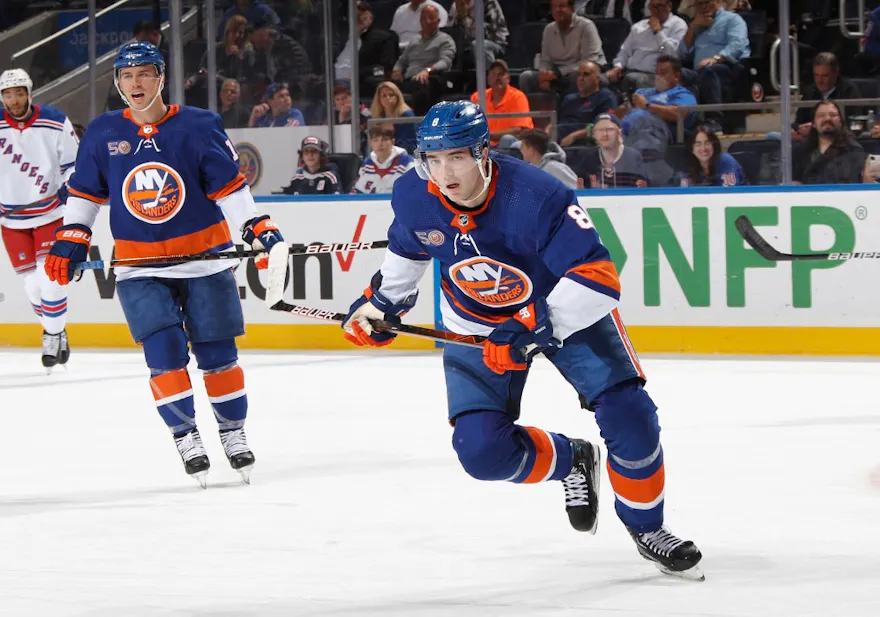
[341,100,704,581]
[44,42,290,488]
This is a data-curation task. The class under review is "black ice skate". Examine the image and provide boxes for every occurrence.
[41,331,61,373]
[220,428,255,484]
[58,329,70,366]
[174,428,211,488]
[628,526,704,581]
[562,439,601,534]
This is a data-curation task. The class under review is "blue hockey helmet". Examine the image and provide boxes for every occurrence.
[414,100,490,182]
[113,41,166,109]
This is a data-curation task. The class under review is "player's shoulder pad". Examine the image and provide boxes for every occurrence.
[177,105,224,128]
[493,152,571,209]
[389,166,428,214]
[37,104,69,124]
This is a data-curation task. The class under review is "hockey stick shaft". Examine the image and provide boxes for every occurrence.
[0,199,53,220]
[735,215,878,262]
[270,300,488,348]
[75,240,389,270]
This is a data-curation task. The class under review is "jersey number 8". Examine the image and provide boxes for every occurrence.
[566,205,594,230]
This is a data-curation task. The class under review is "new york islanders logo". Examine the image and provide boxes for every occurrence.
[122,162,186,224]
[236,142,262,188]
[450,257,532,308]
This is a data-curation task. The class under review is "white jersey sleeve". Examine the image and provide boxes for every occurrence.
[57,116,79,184]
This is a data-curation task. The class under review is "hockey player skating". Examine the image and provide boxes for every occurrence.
[0,69,79,371]
[45,42,289,488]
[341,100,704,581]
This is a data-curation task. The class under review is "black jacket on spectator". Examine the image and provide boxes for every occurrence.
[221,104,251,129]
[792,135,867,184]
[253,34,313,97]
[359,26,399,81]
[282,165,342,195]
[794,77,863,126]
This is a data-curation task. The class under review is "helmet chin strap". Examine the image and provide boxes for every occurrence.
[117,74,166,114]
[443,156,493,208]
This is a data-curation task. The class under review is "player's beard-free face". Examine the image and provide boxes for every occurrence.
[427,149,486,204]
[1,87,30,119]
[118,67,164,115]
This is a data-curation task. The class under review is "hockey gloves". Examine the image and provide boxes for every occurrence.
[342,272,417,347]
[242,215,289,309]
[45,224,92,286]
[483,298,560,374]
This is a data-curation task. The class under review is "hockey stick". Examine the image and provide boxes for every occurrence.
[0,199,52,220]
[270,300,488,348]
[75,240,389,270]
[735,215,879,262]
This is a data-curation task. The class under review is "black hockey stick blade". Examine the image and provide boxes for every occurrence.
[735,215,827,262]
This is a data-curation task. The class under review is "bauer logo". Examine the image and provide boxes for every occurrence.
[449,257,532,308]
[236,142,262,189]
[122,163,186,224]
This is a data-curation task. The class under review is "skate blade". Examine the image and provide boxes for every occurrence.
[654,562,705,582]
[191,470,209,489]
[236,463,254,485]
[587,443,601,535]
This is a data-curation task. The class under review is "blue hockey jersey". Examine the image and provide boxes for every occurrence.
[376,153,621,340]
[68,105,247,276]
[679,152,746,187]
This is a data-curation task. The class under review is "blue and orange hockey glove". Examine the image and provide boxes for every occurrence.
[243,215,289,308]
[483,298,560,374]
[342,272,418,347]
[45,223,92,286]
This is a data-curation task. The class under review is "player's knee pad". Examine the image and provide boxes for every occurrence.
[190,338,239,372]
[452,411,521,481]
[142,325,190,372]
[593,378,660,457]
[20,268,41,305]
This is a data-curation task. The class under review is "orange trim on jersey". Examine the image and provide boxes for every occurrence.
[566,260,621,295]
[150,368,192,400]
[68,187,108,204]
[207,173,247,201]
[441,280,508,324]
[123,105,180,127]
[607,462,665,506]
[203,365,245,398]
[114,221,232,260]
[611,308,645,379]
[427,165,499,233]
[522,427,555,484]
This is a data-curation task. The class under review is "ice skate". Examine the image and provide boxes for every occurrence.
[562,439,601,534]
[58,329,70,368]
[220,427,255,484]
[628,526,704,581]
[41,331,61,373]
[174,428,210,488]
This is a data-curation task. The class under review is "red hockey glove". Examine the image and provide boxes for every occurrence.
[45,224,92,286]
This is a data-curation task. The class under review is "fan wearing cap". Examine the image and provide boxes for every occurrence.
[282,137,341,195]
[578,113,648,189]
[249,82,305,128]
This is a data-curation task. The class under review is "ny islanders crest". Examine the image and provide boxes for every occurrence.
[122,162,186,224]
[450,257,532,308]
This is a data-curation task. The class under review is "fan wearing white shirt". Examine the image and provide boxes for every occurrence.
[391,0,448,48]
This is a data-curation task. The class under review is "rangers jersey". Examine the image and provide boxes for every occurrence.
[0,105,79,229]
[376,153,621,341]
[65,105,256,281]
[352,146,414,194]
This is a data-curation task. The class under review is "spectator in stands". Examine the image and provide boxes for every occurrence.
[621,54,696,143]
[250,16,313,100]
[219,79,250,129]
[502,129,580,188]
[185,16,255,98]
[604,0,687,94]
[792,53,863,142]
[448,0,509,65]
[334,82,372,154]
[559,61,617,147]
[519,0,606,95]
[282,137,342,195]
[677,0,750,19]
[470,60,533,146]
[792,100,869,185]
[352,125,415,194]
[578,113,649,188]
[218,0,280,39]
[679,124,746,186]
[576,0,639,23]
[107,21,171,111]
[371,81,418,153]
[249,82,306,127]
[853,7,880,76]
[335,2,399,97]
[391,5,456,114]
[679,0,750,133]
[391,0,449,48]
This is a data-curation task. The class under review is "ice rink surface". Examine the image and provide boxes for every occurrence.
[0,349,878,617]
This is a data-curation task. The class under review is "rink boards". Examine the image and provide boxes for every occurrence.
[1,185,880,355]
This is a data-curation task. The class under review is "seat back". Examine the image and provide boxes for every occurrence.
[327,153,364,193]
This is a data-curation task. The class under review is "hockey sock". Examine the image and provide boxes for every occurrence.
[150,368,197,437]
[21,268,43,322]
[35,261,67,334]
[203,363,247,431]
[512,426,574,484]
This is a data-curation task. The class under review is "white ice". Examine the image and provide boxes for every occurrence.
[0,349,878,617]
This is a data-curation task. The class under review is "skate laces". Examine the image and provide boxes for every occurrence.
[42,332,60,356]
[220,428,250,458]
[639,527,685,557]
[175,430,207,462]
[562,468,591,507]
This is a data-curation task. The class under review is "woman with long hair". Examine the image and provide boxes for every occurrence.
[370,81,417,153]
[185,15,255,100]
[680,125,746,187]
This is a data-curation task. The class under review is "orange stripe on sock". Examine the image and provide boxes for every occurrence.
[150,368,192,401]
[203,365,245,398]
[522,427,555,484]
[607,461,665,505]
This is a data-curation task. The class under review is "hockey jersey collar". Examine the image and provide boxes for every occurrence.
[3,104,40,131]
[123,104,180,139]
[427,163,499,234]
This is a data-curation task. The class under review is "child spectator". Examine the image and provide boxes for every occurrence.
[680,124,746,186]
[371,81,418,152]
[502,129,579,189]
[579,113,648,188]
[352,126,415,194]
[282,137,341,194]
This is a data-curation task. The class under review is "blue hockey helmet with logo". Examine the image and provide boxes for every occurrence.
[414,100,490,181]
[113,41,166,79]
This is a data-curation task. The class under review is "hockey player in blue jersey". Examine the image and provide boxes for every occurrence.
[44,42,290,488]
[341,100,704,581]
